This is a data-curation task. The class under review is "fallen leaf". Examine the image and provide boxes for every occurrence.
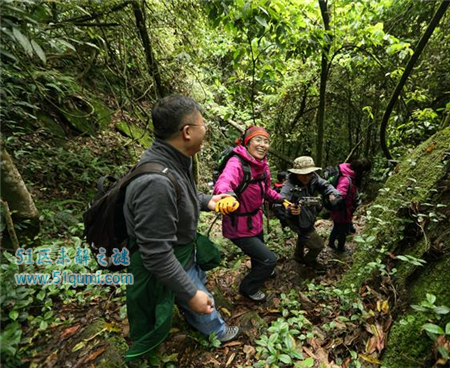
[220,307,231,317]
[72,341,86,352]
[223,341,243,347]
[303,346,317,359]
[381,300,389,314]
[226,352,236,367]
[243,344,256,358]
[104,322,121,333]
[61,325,80,339]
[205,357,221,367]
[85,347,106,362]
[359,353,381,364]
[424,141,437,154]
[44,350,58,368]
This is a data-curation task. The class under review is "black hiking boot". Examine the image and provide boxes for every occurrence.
[304,260,327,274]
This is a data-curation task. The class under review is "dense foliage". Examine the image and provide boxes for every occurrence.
[1,0,449,367]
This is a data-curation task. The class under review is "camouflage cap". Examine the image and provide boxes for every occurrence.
[288,156,322,175]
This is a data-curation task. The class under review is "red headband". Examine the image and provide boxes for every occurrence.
[235,126,270,146]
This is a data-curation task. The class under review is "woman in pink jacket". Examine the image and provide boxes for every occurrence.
[214,126,283,302]
[329,158,371,253]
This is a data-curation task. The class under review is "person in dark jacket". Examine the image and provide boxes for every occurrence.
[277,156,340,271]
[273,171,288,193]
[123,95,241,361]
[329,158,371,253]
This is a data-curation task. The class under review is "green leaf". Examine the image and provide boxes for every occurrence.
[411,304,427,312]
[12,27,33,55]
[278,354,292,364]
[422,323,444,335]
[255,16,268,28]
[0,47,17,61]
[58,39,76,51]
[433,306,450,315]
[301,357,315,367]
[446,322,450,335]
[39,320,48,330]
[37,290,46,301]
[31,40,46,63]
[438,346,449,359]
[426,294,436,305]
[9,310,19,321]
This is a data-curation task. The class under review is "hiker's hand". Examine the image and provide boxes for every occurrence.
[215,196,240,215]
[329,194,336,203]
[290,205,301,215]
[208,194,231,211]
[282,199,293,209]
[188,290,214,314]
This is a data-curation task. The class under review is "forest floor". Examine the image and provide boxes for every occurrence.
[22,213,382,368]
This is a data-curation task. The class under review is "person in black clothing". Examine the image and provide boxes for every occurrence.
[273,171,288,193]
[276,156,340,271]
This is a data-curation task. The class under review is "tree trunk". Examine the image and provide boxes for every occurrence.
[380,0,449,160]
[0,146,38,220]
[316,0,331,167]
[132,0,168,98]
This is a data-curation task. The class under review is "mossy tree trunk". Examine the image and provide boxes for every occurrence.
[340,126,450,367]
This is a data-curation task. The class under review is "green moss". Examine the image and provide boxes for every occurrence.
[340,127,450,290]
[382,312,432,368]
[36,111,66,139]
[90,99,112,128]
[338,127,450,365]
[382,255,450,367]
[409,255,450,306]
[77,319,128,368]
[95,336,128,368]
[116,122,153,148]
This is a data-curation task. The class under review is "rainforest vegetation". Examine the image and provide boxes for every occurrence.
[1,0,450,367]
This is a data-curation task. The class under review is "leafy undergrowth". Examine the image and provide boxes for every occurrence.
[9,214,398,368]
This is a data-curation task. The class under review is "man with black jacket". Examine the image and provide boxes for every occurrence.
[123,95,240,361]
[276,156,340,271]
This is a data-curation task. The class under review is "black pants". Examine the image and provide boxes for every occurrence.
[231,233,277,296]
[329,222,352,251]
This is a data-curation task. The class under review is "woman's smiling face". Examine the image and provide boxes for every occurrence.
[247,135,270,160]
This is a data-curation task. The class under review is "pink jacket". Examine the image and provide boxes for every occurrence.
[213,145,282,239]
[330,163,358,224]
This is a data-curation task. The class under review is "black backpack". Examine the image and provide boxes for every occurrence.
[322,165,341,187]
[83,162,180,271]
[211,147,266,197]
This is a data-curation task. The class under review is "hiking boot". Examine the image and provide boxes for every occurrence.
[243,290,266,302]
[294,256,306,264]
[336,247,347,254]
[304,260,327,273]
[218,326,242,343]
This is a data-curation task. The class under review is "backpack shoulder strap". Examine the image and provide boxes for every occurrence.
[122,162,181,201]
[234,155,252,196]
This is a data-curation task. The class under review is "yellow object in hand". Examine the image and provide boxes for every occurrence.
[282,199,293,209]
[215,197,240,215]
